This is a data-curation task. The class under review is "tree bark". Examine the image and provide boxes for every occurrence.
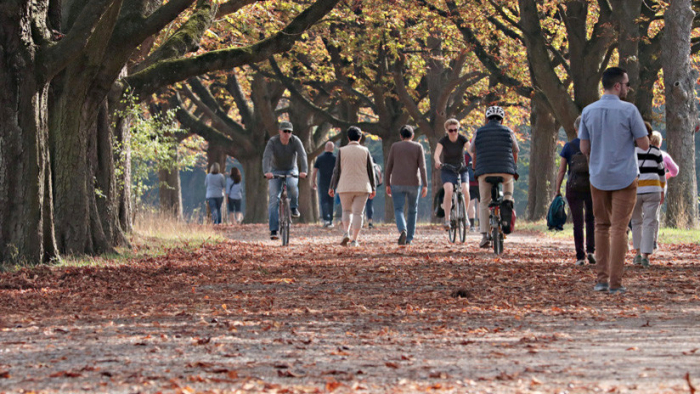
[526,94,559,221]
[158,166,183,220]
[241,158,268,224]
[0,1,58,264]
[611,0,642,104]
[662,0,698,228]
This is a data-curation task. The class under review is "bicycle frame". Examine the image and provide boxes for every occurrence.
[268,174,298,246]
[442,164,467,243]
[486,177,505,255]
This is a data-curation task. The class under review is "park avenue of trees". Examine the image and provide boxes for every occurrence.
[1,0,699,265]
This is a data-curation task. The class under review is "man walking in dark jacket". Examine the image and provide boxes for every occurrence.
[312,141,336,227]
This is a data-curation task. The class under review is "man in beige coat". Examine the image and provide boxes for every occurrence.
[329,126,376,246]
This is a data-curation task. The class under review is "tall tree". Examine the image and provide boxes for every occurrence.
[662,0,699,228]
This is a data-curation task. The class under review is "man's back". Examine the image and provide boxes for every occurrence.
[579,95,647,191]
[386,140,427,186]
[314,151,336,186]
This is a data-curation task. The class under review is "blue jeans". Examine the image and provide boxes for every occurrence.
[207,197,224,224]
[268,170,299,232]
[318,184,334,222]
[391,185,420,243]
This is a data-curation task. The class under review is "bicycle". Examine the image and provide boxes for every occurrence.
[441,164,468,243]
[485,176,506,255]
[267,174,298,246]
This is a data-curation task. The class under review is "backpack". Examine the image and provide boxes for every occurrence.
[373,163,383,186]
[547,195,567,231]
[568,152,590,193]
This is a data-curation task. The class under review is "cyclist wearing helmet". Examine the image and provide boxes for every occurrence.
[468,106,519,248]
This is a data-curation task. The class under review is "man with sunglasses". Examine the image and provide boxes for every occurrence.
[469,106,519,248]
[579,67,649,295]
[263,121,308,240]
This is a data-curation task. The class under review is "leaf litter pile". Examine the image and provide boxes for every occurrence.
[1,224,699,393]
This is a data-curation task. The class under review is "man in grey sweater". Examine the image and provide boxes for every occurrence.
[263,121,308,240]
[385,125,428,245]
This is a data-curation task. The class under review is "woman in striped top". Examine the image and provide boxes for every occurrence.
[630,136,666,267]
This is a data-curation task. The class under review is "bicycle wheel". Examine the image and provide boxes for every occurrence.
[492,222,503,255]
[458,193,467,243]
[280,198,290,246]
[448,196,458,243]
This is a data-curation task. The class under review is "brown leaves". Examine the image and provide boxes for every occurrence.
[687,372,697,394]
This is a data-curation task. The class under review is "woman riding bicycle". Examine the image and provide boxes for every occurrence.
[469,106,519,248]
[434,118,471,230]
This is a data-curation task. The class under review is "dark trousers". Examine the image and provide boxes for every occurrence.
[318,186,334,222]
[365,196,374,220]
[566,187,595,260]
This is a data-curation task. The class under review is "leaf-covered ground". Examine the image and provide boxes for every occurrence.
[1,224,699,393]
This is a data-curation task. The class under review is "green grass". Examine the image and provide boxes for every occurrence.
[517,219,700,244]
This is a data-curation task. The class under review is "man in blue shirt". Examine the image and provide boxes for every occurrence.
[312,141,336,227]
[579,67,649,295]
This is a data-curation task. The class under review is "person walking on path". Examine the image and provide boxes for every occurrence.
[329,126,376,247]
[579,67,649,295]
[631,131,666,267]
[263,121,308,240]
[312,141,337,228]
[555,116,596,266]
[434,118,470,230]
[384,125,428,245]
[469,106,519,248]
[226,167,244,224]
[205,162,226,225]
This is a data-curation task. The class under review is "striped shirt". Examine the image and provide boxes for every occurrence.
[636,146,666,194]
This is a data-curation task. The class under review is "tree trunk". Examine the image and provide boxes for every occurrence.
[95,101,130,247]
[241,158,268,223]
[50,78,114,256]
[526,94,559,221]
[296,157,317,224]
[111,93,133,233]
[0,6,58,264]
[612,0,642,104]
[158,166,183,219]
[662,0,698,228]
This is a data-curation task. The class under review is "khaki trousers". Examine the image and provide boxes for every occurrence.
[339,192,369,231]
[478,174,514,234]
[591,179,638,289]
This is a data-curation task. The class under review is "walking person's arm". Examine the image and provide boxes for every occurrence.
[366,152,376,199]
[329,150,341,197]
[555,159,567,196]
[385,145,395,197]
[419,145,428,197]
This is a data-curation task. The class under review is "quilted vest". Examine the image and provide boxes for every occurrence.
[473,121,517,178]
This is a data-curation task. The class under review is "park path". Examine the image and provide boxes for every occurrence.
[0,224,699,393]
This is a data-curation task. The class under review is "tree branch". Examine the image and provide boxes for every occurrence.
[125,0,341,98]
[270,56,383,133]
[187,76,248,135]
[216,0,260,18]
[39,0,119,81]
[226,73,255,126]
[172,94,254,152]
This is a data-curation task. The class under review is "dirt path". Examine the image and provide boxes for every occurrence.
[1,224,699,393]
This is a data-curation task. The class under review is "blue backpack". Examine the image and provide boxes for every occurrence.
[547,195,567,231]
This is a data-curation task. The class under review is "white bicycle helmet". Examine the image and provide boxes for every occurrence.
[485,105,505,120]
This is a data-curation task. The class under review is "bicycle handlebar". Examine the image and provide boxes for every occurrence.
[440,163,465,174]
[264,174,299,179]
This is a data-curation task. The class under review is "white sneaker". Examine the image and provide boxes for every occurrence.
[575,259,586,266]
